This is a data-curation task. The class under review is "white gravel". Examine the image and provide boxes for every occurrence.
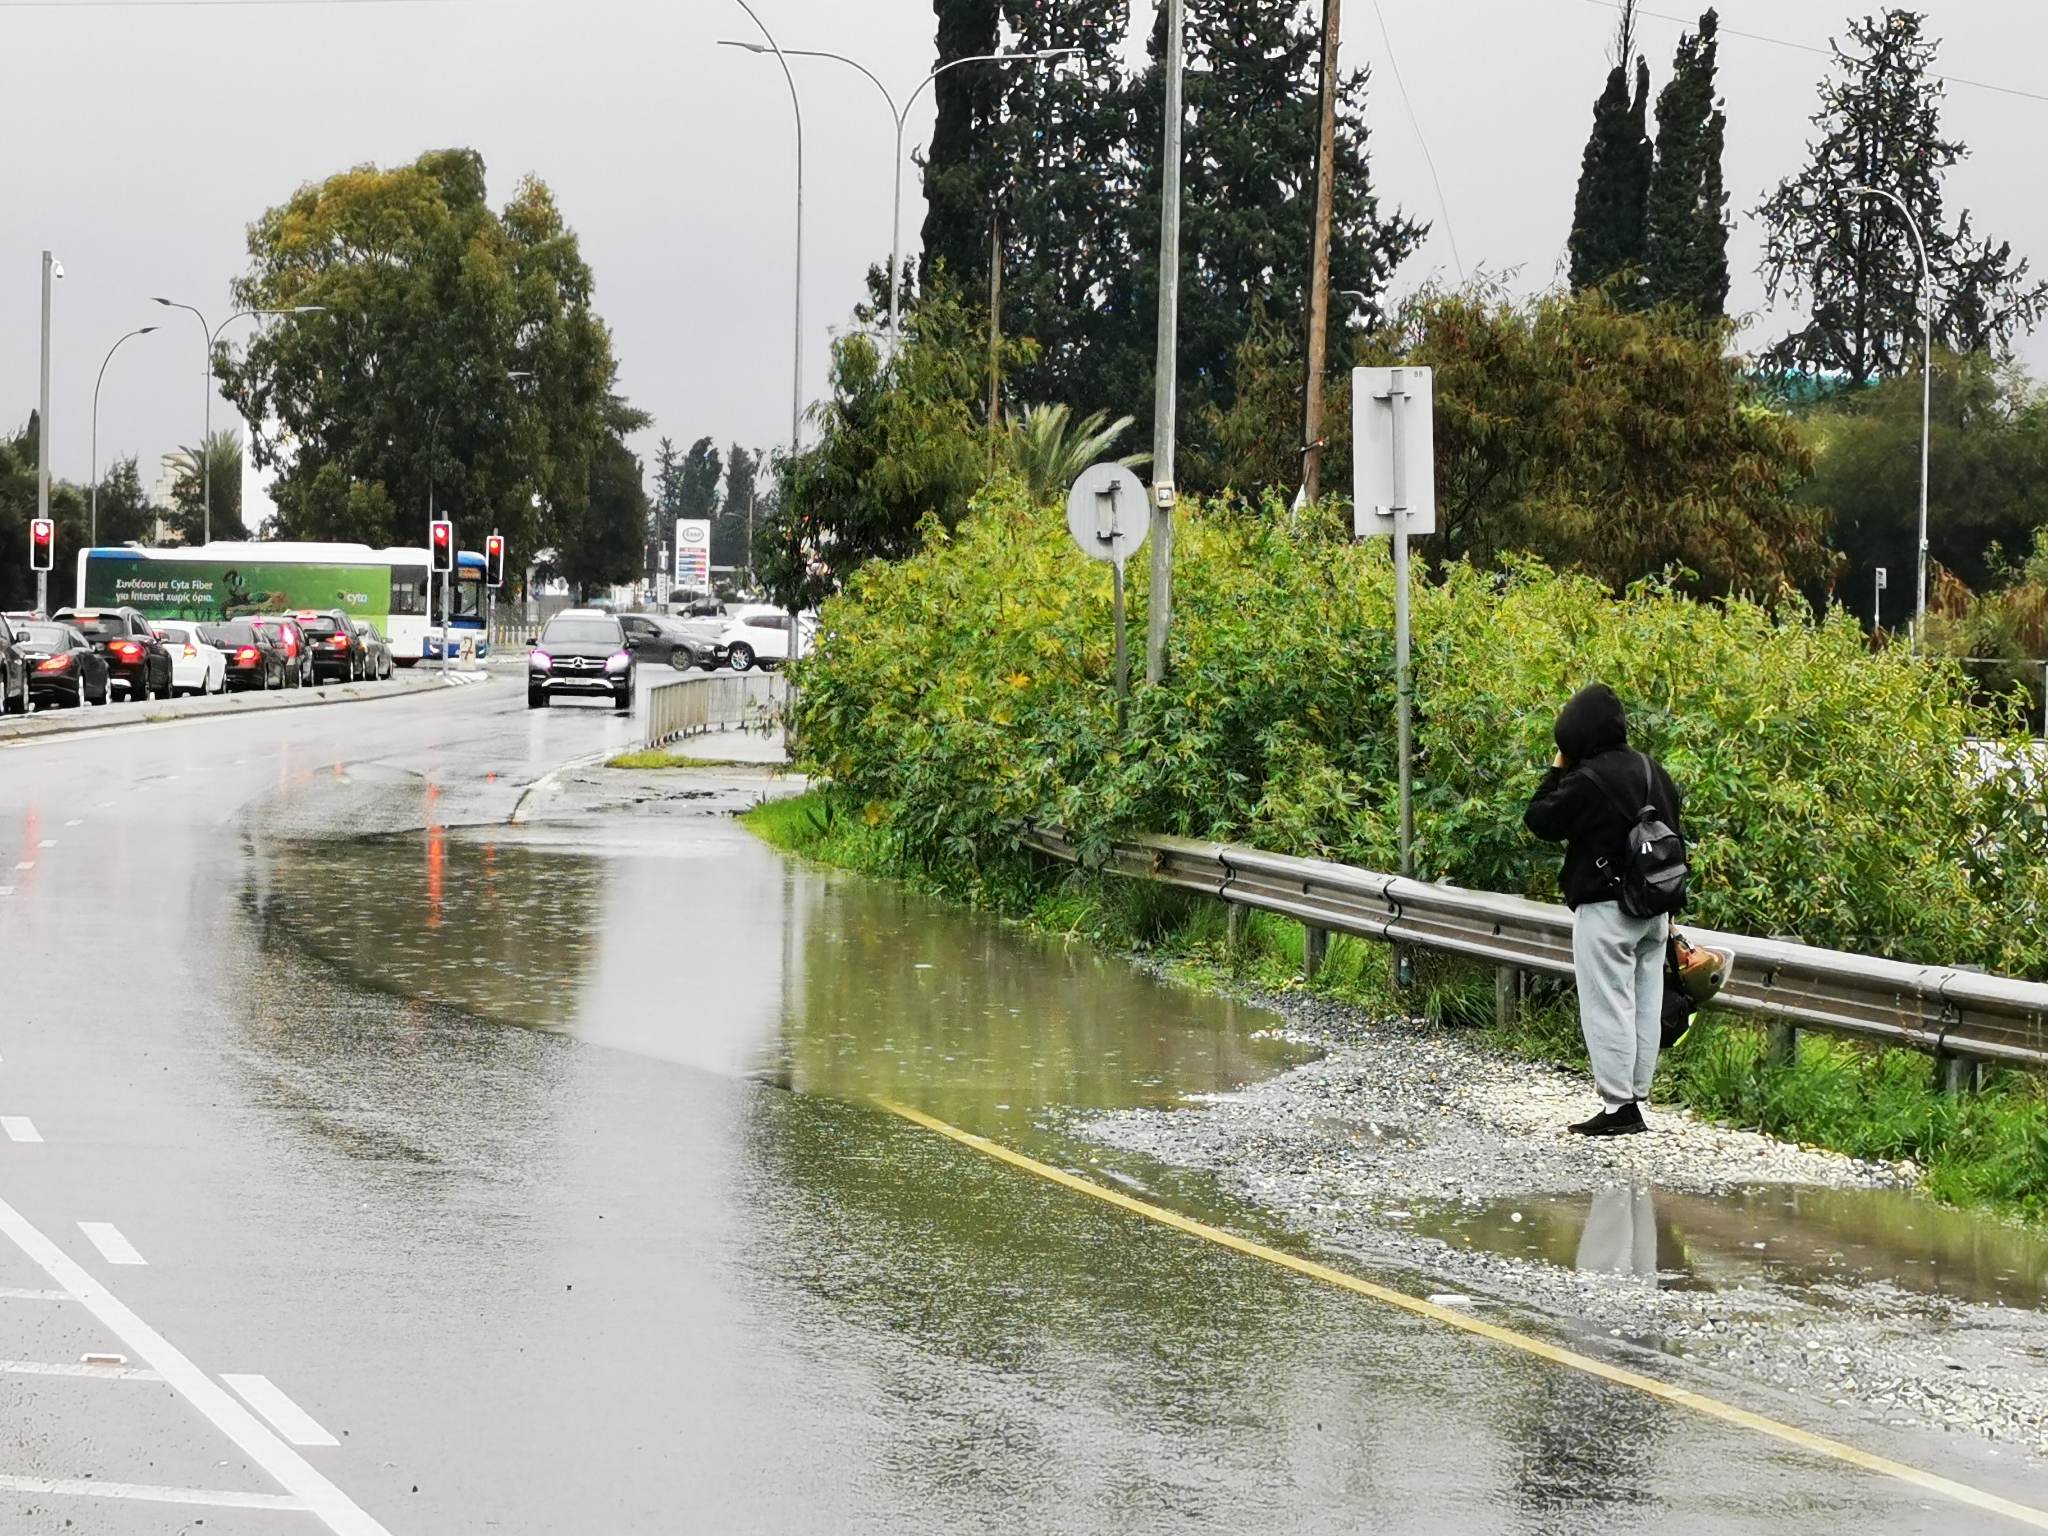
[1071,980,2048,1463]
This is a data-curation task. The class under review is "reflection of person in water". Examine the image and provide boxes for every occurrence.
[1575,1184,1660,1277]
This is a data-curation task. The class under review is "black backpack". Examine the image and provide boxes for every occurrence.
[1594,753,1689,918]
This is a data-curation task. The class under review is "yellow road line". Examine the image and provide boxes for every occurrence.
[880,1099,2048,1531]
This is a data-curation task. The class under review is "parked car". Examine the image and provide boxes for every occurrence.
[291,609,369,682]
[352,620,394,681]
[0,612,29,715]
[52,606,173,701]
[527,611,634,711]
[148,621,227,697]
[620,612,727,671]
[247,617,315,686]
[201,621,289,692]
[14,622,109,708]
[719,604,816,672]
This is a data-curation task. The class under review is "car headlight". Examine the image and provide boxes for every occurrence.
[605,649,630,673]
[528,648,551,670]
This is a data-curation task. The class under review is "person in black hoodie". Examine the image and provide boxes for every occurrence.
[1524,683,1684,1136]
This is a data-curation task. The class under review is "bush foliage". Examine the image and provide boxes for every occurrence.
[795,484,2048,976]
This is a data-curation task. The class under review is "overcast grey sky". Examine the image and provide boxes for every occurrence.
[8,0,2048,504]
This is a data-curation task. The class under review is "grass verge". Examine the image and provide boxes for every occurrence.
[605,748,779,770]
[747,788,2048,1224]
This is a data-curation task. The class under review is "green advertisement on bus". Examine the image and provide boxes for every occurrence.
[82,557,392,624]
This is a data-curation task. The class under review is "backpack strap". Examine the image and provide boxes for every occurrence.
[1583,749,1653,823]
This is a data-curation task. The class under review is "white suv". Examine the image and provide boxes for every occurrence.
[719,605,816,672]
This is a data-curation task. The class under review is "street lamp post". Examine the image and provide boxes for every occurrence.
[151,298,326,545]
[39,251,63,618]
[1846,183,1933,639]
[719,41,1080,354]
[91,326,158,546]
[729,2,805,461]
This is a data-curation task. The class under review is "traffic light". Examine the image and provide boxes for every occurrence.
[429,518,454,573]
[28,519,53,572]
[485,533,506,588]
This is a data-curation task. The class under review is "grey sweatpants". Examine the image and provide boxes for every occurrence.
[1571,900,1668,1110]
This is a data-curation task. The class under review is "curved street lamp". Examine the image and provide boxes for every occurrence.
[1844,183,1933,639]
[150,298,327,545]
[90,326,158,546]
[719,41,1081,353]
[727,2,805,459]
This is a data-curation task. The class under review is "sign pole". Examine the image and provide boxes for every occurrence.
[1112,561,1128,731]
[35,571,46,619]
[1389,368,1413,884]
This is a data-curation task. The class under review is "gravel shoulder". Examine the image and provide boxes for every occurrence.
[1073,977,2048,1464]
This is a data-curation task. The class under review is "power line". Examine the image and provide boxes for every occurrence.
[1580,0,2048,106]
[1369,0,1465,280]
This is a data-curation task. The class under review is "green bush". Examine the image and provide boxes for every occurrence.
[795,484,2048,977]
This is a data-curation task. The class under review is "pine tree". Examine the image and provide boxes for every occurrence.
[1643,9,1728,316]
[720,445,761,571]
[650,436,684,582]
[1567,2,1652,294]
[919,0,1003,294]
[1756,10,2048,385]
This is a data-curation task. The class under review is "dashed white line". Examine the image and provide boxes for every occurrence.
[62,819,81,827]
[79,1222,146,1266]
[0,1287,67,1302]
[0,1191,392,1535]
[0,1357,163,1381]
[224,1373,340,1447]
[0,1474,304,1512]
[0,886,13,897]
[95,800,114,809]
[0,1118,41,1144]
[12,861,32,871]
[36,839,54,849]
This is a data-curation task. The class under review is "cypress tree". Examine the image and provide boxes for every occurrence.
[1644,10,1728,316]
[919,0,1003,293]
[1567,2,1652,294]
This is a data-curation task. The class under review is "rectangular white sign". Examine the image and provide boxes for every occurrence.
[674,519,712,591]
[1351,366,1437,537]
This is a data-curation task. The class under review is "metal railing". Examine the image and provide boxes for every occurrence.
[1020,826,2048,1074]
[643,671,785,749]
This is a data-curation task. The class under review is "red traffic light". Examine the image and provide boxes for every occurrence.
[484,533,506,589]
[28,518,53,572]
[429,518,454,572]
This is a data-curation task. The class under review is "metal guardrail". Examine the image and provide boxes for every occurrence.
[1020,826,2048,1073]
[643,671,785,749]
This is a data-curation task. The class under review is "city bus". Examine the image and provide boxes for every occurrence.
[76,541,489,665]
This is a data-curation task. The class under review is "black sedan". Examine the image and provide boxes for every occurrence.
[201,622,289,692]
[52,606,174,702]
[0,613,28,715]
[620,612,728,671]
[351,621,394,681]
[293,609,369,682]
[15,622,111,708]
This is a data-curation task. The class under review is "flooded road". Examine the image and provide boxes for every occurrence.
[0,682,2042,1532]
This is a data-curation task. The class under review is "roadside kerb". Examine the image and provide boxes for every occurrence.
[0,668,484,747]
[1020,825,2048,1077]
[642,671,785,750]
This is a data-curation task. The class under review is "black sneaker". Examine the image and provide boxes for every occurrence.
[1568,1103,1645,1137]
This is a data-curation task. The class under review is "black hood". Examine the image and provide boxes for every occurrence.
[1554,683,1627,761]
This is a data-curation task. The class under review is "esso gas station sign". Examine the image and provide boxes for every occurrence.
[674,519,711,591]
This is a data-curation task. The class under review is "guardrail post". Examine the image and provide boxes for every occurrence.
[1302,924,1328,982]
[1224,903,1244,959]
[1765,1020,1799,1067]
[1495,965,1520,1029]
[1936,1052,1982,1096]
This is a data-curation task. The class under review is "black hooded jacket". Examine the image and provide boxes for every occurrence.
[1523,683,1683,910]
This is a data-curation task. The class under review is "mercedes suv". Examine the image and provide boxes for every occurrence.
[528,611,634,711]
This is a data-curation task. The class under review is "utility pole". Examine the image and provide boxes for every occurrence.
[987,214,1003,455]
[1300,0,1342,506]
[1145,0,1186,686]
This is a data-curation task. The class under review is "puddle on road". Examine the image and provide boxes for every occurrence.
[1421,1183,2048,1308]
[241,818,1309,1143]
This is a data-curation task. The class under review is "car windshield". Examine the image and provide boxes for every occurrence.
[540,619,622,646]
[18,625,69,648]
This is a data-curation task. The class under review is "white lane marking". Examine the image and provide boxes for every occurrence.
[224,1373,340,1447]
[0,1287,67,1302]
[0,1192,393,1535]
[0,1473,305,1511]
[12,861,31,871]
[95,800,115,809]
[36,839,54,848]
[0,1357,163,1381]
[63,819,81,827]
[0,886,13,897]
[79,1222,146,1266]
[0,1118,41,1143]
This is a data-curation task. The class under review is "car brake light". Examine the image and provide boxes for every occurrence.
[36,655,71,672]
[182,644,197,657]
[237,647,259,663]
[328,635,349,650]
[110,640,141,657]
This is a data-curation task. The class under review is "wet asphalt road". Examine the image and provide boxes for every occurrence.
[0,677,2038,1534]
